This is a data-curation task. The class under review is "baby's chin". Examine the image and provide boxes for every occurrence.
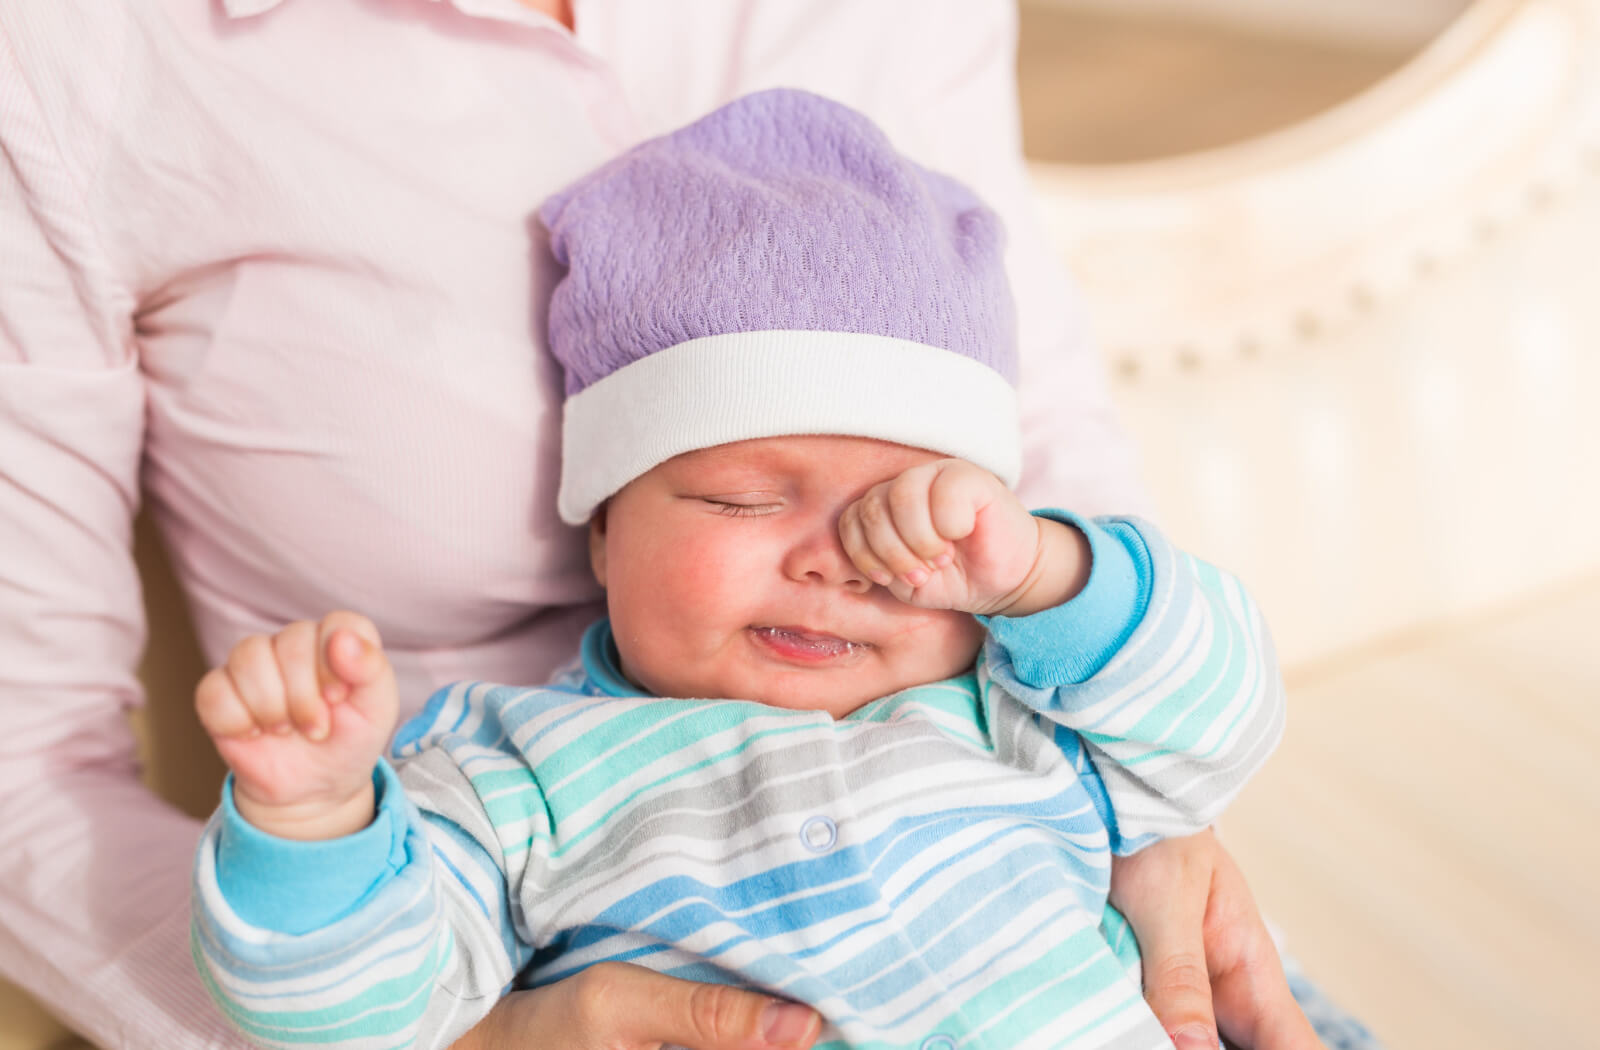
[626,632,978,717]
[709,664,939,720]
[745,684,879,720]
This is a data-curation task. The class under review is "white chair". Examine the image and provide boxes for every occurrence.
[1023,3,1600,1044]
[1028,0,1600,668]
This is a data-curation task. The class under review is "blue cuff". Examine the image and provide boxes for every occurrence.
[215,760,411,935]
[981,511,1153,686]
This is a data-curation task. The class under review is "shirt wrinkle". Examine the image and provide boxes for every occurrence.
[221,0,567,32]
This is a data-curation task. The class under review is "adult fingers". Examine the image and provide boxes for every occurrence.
[1205,846,1323,1050]
[1211,947,1323,1050]
[1110,832,1221,1050]
[504,961,820,1050]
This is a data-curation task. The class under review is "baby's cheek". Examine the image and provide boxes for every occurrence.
[923,612,986,677]
[616,534,750,645]
[669,533,756,600]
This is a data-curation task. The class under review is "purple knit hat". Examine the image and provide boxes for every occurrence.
[540,88,1020,524]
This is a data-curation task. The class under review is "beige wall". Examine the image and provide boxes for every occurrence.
[1025,0,1474,48]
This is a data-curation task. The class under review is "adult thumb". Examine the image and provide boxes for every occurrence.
[546,962,821,1049]
[1145,953,1221,1050]
[1109,835,1221,1049]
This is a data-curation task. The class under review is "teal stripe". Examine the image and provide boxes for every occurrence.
[851,677,989,750]
[545,701,785,812]
[194,925,452,1044]
[471,765,542,799]
[810,927,1137,1050]
[1100,904,1141,973]
[1091,561,1266,772]
[948,926,1135,1043]
[1113,571,1253,756]
[474,765,555,842]
[850,676,977,724]
[482,792,554,839]
[518,699,697,785]
[1121,631,1229,747]
[473,763,547,821]
[496,719,822,858]
[1159,564,1258,755]
[1203,568,1272,754]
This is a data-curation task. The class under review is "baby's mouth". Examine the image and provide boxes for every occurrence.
[749,626,868,662]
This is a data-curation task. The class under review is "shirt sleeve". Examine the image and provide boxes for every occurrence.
[980,511,1152,686]
[894,0,1153,519]
[210,766,412,935]
[980,516,1287,853]
[192,753,530,1050]
[0,18,248,1049]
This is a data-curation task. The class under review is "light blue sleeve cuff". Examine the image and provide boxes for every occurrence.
[215,759,412,935]
[980,511,1154,686]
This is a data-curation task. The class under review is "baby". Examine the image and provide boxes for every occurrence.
[191,90,1284,1050]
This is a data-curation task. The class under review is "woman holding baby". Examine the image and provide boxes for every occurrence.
[0,1,1362,1048]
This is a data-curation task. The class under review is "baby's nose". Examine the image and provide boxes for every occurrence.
[783,532,872,593]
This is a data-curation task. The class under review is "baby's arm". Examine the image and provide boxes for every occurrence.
[191,615,523,1049]
[839,460,1285,849]
[194,610,398,840]
[984,515,1285,847]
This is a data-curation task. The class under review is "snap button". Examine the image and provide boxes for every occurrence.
[799,815,837,853]
[920,1036,957,1050]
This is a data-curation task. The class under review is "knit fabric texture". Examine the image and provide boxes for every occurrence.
[539,88,1018,395]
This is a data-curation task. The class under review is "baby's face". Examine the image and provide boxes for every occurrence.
[590,435,986,717]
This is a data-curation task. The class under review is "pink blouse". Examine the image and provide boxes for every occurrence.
[0,1,1145,1045]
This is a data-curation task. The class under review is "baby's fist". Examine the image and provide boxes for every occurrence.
[837,459,1045,615]
[195,611,398,838]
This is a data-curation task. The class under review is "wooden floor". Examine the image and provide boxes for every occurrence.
[1222,576,1600,1050]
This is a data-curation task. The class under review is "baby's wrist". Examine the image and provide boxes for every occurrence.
[987,517,1091,618]
[234,779,378,841]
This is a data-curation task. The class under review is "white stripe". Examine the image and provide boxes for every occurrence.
[558,330,1020,523]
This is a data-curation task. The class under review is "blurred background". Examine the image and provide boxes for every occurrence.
[1017,0,1600,1048]
[4,1,1596,1047]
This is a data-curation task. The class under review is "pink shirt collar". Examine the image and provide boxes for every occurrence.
[220,0,562,30]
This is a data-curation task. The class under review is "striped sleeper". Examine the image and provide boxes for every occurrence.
[192,516,1285,1050]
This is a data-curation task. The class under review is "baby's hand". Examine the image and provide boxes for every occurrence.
[195,611,398,840]
[838,459,1088,617]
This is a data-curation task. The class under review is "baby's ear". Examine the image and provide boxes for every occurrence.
[587,504,608,587]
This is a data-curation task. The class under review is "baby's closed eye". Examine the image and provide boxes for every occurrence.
[703,497,782,518]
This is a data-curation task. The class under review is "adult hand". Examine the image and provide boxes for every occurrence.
[447,961,821,1050]
[1109,829,1323,1050]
